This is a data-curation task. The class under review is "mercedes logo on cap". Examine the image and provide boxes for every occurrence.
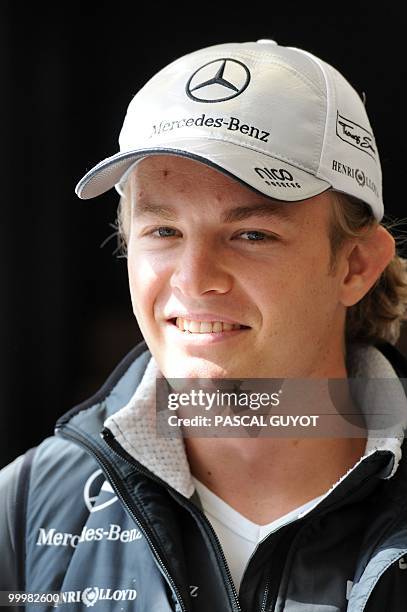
[186,58,251,103]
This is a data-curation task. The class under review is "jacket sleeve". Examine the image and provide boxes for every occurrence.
[0,454,25,591]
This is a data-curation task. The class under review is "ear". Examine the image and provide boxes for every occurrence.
[339,226,395,307]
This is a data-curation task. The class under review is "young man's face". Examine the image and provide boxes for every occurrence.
[126,155,348,379]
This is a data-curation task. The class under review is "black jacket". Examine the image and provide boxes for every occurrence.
[1,340,407,611]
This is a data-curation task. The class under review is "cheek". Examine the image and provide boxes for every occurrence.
[291,253,340,328]
[259,248,337,326]
[127,246,170,321]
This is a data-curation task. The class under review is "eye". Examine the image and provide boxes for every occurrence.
[236,231,275,242]
[149,226,180,238]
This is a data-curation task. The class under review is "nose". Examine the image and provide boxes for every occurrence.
[170,238,233,298]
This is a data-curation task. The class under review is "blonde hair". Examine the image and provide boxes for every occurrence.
[116,184,131,257]
[329,191,407,345]
[115,188,407,345]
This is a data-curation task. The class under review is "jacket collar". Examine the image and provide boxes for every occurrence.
[103,343,407,498]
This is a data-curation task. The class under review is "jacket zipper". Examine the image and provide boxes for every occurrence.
[260,578,271,612]
[100,427,242,612]
[55,424,189,612]
[165,482,242,612]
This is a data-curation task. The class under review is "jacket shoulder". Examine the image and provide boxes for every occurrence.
[0,453,27,589]
[0,431,100,592]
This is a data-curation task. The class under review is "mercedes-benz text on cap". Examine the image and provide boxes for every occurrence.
[75,39,383,221]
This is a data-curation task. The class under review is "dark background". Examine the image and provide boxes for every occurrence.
[1,4,406,468]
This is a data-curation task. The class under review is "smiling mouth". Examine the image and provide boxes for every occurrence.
[169,318,250,334]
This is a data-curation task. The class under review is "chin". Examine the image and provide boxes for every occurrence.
[160,357,231,381]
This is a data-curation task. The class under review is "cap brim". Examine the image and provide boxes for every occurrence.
[75,138,331,201]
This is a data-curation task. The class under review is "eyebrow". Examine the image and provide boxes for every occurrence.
[134,201,295,224]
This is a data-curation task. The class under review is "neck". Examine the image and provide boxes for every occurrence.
[185,436,367,524]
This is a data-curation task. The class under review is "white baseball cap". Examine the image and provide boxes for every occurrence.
[76,39,383,221]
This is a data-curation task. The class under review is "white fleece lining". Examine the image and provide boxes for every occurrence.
[104,344,406,499]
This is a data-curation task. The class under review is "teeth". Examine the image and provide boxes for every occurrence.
[212,321,223,333]
[189,320,201,333]
[200,321,213,333]
[174,318,243,333]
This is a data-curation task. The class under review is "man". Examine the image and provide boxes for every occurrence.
[1,39,407,611]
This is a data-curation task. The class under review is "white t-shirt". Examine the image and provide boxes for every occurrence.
[192,477,323,591]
